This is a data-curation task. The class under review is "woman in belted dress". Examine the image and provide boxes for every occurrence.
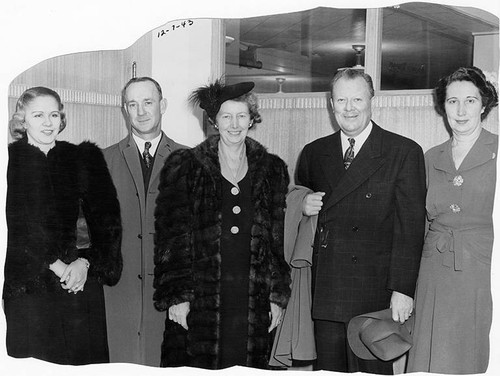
[153,80,291,369]
[407,67,498,374]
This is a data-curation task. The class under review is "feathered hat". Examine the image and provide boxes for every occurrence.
[189,79,255,121]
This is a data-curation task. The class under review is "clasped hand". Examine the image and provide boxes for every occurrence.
[50,259,88,294]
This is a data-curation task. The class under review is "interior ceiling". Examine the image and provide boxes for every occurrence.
[225,2,498,85]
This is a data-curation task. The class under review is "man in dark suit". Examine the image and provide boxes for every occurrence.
[103,77,186,366]
[297,69,426,374]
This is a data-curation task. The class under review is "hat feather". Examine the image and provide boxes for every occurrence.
[189,79,225,120]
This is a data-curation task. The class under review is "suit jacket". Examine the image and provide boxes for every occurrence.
[296,122,426,323]
[103,132,186,366]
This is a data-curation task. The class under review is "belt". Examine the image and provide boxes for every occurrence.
[429,223,491,271]
[432,227,463,271]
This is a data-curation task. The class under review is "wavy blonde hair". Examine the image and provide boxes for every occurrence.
[10,86,67,140]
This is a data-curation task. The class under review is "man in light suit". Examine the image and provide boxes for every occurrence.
[103,77,186,366]
[297,69,426,374]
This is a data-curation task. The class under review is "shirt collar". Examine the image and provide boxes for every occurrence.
[340,121,373,156]
[132,132,162,156]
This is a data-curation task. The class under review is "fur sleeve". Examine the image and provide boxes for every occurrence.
[153,149,196,311]
[4,144,52,296]
[77,141,123,286]
[268,155,291,308]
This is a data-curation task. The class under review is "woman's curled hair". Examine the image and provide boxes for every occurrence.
[435,66,498,121]
[9,86,67,140]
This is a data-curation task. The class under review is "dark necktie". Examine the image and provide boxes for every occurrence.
[343,137,355,169]
[143,141,152,169]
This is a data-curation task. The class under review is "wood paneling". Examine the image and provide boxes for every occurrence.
[7,32,154,148]
[10,50,124,95]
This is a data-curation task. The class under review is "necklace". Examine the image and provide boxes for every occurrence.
[218,140,248,185]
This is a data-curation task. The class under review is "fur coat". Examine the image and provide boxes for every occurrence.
[153,135,291,369]
[4,138,122,299]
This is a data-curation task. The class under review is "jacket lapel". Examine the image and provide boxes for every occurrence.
[433,129,497,174]
[322,123,386,212]
[318,132,346,193]
[432,139,455,174]
[458,129,497,172]
[149,132,173,189]
[120,135,146,204]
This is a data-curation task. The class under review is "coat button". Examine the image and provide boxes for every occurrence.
[231,187,239,196]
[352,226,359,232]
[352,256,358,263]
[231,226,239,234]
[232,205,241,214]
[138,234,143,239]
[137,274,143,280]
[365,193,372,199]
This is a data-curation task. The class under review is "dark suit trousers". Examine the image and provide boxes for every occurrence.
[314,319,393,374]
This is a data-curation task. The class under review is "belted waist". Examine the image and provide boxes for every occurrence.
[427,223,491,271]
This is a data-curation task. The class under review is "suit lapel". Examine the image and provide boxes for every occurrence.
[150,133,172,189]
[322,124,385,212]
[319,132,345,193]
[121,136,146,205]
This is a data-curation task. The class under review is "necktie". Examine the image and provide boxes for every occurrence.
[143,141,152,169]
[343,138,355,169]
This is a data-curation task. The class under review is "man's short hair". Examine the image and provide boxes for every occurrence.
[121,77,163,107]
[330,69,375,99]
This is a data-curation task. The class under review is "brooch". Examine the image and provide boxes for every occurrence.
[449,204,461,213]
[453,175,463,187]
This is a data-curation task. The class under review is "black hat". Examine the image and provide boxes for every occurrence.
[347,309,414,361]
[189,79,255,121]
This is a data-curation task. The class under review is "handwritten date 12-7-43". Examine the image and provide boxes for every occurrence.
[157,20,194,38]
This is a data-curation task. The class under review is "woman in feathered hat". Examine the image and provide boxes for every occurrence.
[153,80,291,369]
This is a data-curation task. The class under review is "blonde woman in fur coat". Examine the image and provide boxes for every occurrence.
[3,86,122,365]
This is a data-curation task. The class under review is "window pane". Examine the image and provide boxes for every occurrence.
[381,4,474,90]
[225,8,366,93]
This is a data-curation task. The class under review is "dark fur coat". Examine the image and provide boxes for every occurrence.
[4,138,122,299]
[153,135,291,369]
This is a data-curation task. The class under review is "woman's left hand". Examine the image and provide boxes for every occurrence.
[60,259,89,294]
[268,302,284,333]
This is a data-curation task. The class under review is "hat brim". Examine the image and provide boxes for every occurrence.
[347,309,413,361]
[219,82,255,105]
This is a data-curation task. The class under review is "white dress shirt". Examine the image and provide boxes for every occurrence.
[132,133,162,157]
[340,121,373,158]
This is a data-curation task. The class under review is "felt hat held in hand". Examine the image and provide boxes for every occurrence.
[347,308,413,361]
